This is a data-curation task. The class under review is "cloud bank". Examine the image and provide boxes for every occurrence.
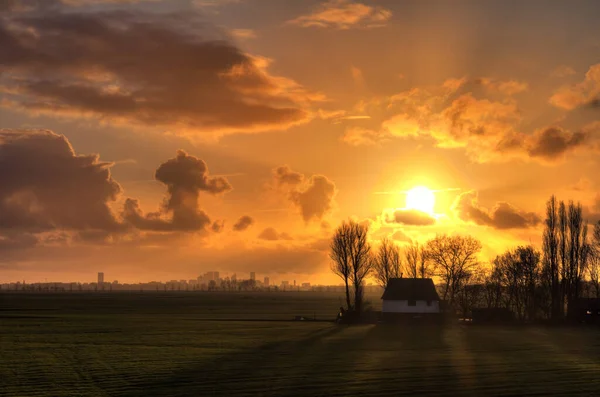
[0,8,319,138]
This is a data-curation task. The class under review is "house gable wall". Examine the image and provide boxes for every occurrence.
[382,299,440,313]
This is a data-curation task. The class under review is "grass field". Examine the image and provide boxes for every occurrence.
[1,292,600,396]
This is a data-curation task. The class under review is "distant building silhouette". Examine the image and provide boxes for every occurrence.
[250,272,256,281]
[263,276,269,287]
[97,272,104,287]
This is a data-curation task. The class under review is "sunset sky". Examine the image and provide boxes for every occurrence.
[1,0,600,284]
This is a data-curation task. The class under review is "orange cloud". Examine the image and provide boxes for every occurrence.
[233,215,254,231]
[258,227,293,241]
[287,0,392,29]
[550,65,577,78]
[549,63,600,110]
[229,29,256,40]
[453,191,541,229]
[373,78,598,164]
[387,209,436,226]
[474,78,528,95]
[0,10,320,138]
[272,166,337,223]
[341,127,389,146]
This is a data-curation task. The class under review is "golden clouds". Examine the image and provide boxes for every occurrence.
[341,127,388,146]
[452,191,541,230]
[550,63,600,110]
[287,0,391,30]
[341,74,598,164]
[474,78,528,96]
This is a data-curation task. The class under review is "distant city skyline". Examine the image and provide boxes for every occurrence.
[0,270,339,290]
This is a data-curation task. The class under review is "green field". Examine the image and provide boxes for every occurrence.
[1,292,600,396]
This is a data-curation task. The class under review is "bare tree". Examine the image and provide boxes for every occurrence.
[558,200,568,313]
[372,237,402,288]
[587,221,600,298]
[330,221,353,311]
[348,221,373,313]
[405,242,419,278]
[424,234,482,307]
[489,245,542,321]
[456,268,485,319]
[330,219,373,313]
[405,241,432,278]
[483,266,503,309]
[542,195,561,320]
[566,201,588,306]
[517,246,542,322]
[418,244,431,278]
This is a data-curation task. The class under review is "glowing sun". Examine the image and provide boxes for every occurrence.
[405,186,435,215]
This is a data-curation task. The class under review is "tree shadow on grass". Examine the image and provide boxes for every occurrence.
[122,324,348,397]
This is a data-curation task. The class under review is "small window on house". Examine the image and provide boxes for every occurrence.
[408,300,416,306]
[426,300,432,306]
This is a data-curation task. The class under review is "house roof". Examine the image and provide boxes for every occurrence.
[381,278,440,301]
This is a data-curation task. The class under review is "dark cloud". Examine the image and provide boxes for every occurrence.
[387,209,435,226]
[0,232,38,252]
[272,166,336,222]
[258,227,292,241]
[273,165,304,185]
[527,127,588,161]
[122,198,211,232]
[155,150,232,196]
[0,8,316,137]
[233,215,254,231]
[211,220,225,233]
[0,129,122,232]
[122,150,229,232]
[1,0,155,10]
[291,175,336,222]
[453,191,541,229]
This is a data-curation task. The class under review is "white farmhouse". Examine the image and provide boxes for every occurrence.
[381,278,441,320]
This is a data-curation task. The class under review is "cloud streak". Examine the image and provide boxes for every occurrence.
[287,0,392,29]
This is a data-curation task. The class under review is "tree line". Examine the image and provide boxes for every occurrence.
[330,195,600,321]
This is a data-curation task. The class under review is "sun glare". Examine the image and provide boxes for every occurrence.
[405,186,435,215]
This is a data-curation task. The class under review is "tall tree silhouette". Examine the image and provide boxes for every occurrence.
[330,221,353,311]
[330,219,372,313]
[588,221,600,298]
[543,196,589,319]
[405,242,419,278]
[372,237,402,288]
[543,195,561,320]
[348,221,372,313]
